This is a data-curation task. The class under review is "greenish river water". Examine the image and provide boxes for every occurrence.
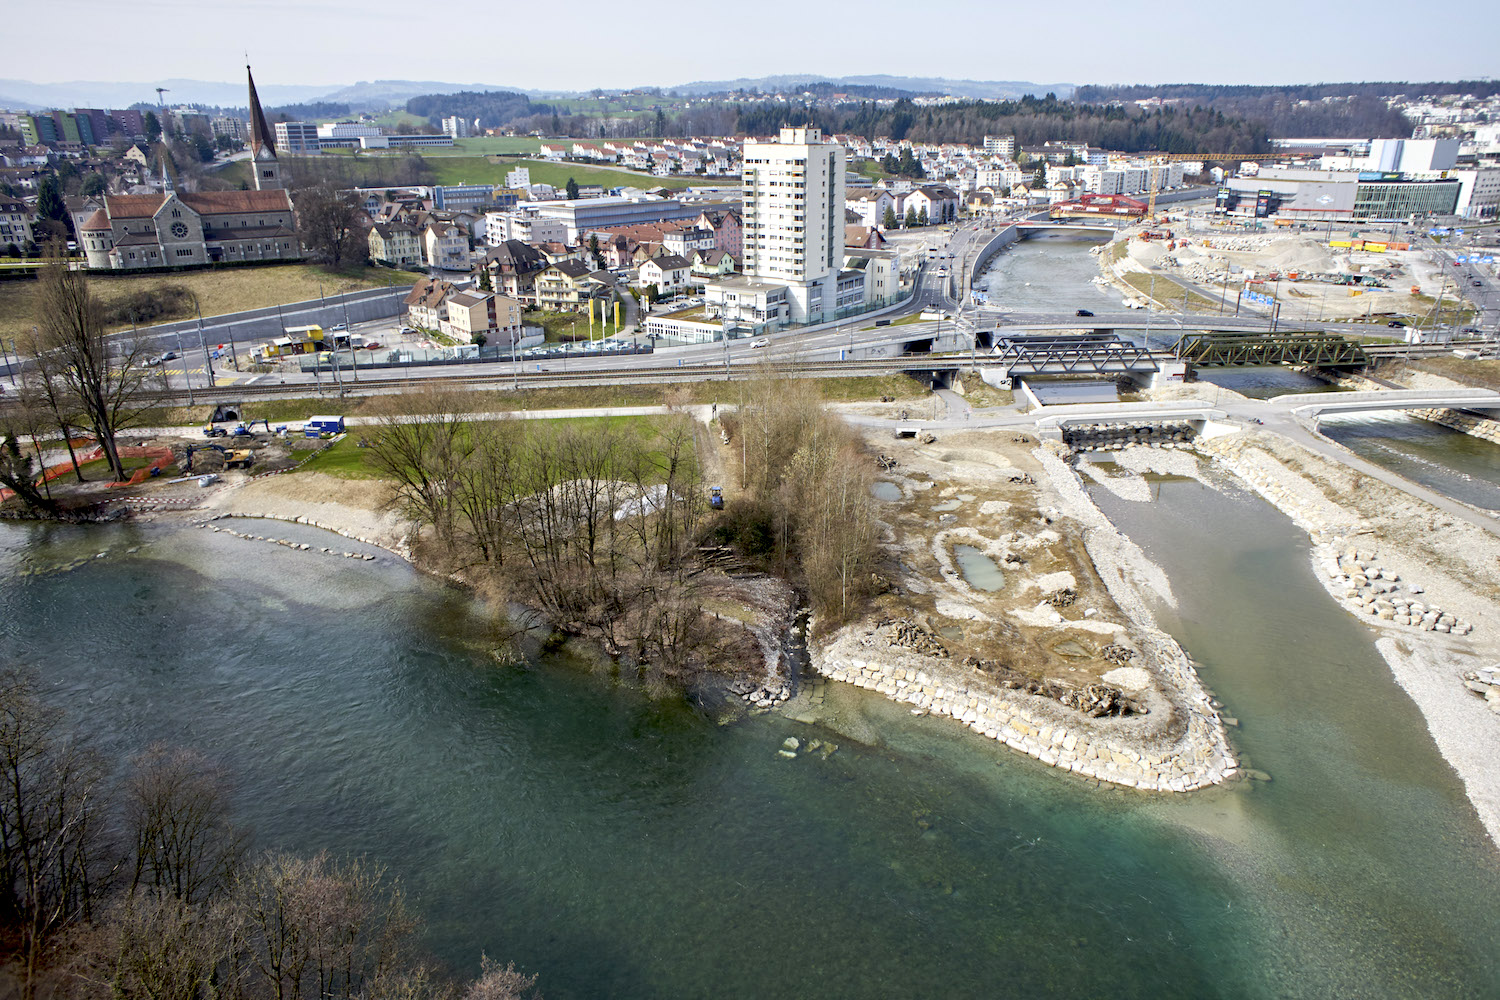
[2,474,1498,998]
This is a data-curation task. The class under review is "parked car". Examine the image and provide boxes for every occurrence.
[399,326,414,335]
[1076,309,1095,317]
[364,341,381,350]
[330,323,348,331]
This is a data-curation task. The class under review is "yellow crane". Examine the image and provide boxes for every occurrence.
[1141,152,1272,220]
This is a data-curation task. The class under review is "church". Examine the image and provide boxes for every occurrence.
[80,66,300,270]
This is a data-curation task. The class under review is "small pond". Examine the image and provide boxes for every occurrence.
[872,481,902,501]
[953,545,1005,591]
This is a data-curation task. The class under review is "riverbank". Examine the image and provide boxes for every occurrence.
[1194,428,1500,845]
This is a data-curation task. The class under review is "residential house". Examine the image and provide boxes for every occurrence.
[896,184,960,225]
[368,222,422,266]
[64,194,107,239]
[479,239,549,304]
[691,248,735,278]
[440,291,523,344]
[0,196,34,250]
[845,248,899,308]
[844,225,888,250]
[845,189,895,230]
[423,223,469,270]
[639,253,691,296]
[534,259,611,311]
[695,207,741,257]
[662,226,716,257]
[405,277,456,330]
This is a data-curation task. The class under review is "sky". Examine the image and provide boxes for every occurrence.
[12,0,1500,94]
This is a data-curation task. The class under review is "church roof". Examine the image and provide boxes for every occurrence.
[247,65,277,161]
[104,190,292,219]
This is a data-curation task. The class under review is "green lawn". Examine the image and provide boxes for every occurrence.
[860,313,924,331]
[294,435,381,479]
[524,309,624,342]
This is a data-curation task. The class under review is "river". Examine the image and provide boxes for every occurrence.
[2,475,1499,998]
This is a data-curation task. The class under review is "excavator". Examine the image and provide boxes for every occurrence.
[184,443,254,472]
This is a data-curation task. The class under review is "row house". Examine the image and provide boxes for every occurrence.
[662,226,716,257]
[424,223,470,270]
[368,222,422,266]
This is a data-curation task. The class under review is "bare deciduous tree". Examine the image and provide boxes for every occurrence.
[124,745,246,905]
[0,668,110,1000]
[27,247,159,482]
[295,186,367,270]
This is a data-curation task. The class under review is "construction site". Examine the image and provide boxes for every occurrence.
[1105,215,1478,327]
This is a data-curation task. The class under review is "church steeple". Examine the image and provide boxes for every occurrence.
[247,63,283,191]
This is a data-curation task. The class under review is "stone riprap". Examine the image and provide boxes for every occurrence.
[811,628,1236,791]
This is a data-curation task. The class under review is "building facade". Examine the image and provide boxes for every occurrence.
[368,222,422,266]
[738,126,847,324]
[79,188,299,269]
[273,122,320,154]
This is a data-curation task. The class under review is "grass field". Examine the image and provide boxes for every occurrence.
[1121,272,1221,314]
[524,310,624,342]
[860,313,924,331]
[424,156,701,191]
[0,263,411,342]
[291,412,694,483]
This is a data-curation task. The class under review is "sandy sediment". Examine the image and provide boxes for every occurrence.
[194,472,413,560]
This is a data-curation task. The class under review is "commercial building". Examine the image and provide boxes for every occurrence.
[433,184,513,214]
[273,121,320,155]
[1217,167,1461,222]
[527,195,701,243]
[441,116,472,139]
[317,122,382,141]
[357,134,453,149]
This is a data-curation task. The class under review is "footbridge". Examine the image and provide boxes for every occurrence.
[1272,388,1500,419]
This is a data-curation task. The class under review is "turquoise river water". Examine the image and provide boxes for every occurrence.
[2,469,1499,998]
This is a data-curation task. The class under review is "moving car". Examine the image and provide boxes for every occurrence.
[160,350,179,361]
[1076,309,1095,317]
[1387,320,1406,328]
[750,338,769,349]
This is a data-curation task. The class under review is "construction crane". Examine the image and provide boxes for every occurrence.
[1142,152,1271,220]
[155,87,169,106]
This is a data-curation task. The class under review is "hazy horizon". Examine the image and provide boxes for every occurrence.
[18,0,1499,95]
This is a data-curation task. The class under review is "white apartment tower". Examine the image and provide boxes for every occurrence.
[741,126,846,324]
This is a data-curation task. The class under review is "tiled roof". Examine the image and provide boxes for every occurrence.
[105,190,292,219]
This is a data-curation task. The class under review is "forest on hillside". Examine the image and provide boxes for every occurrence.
[405,89,532,128]
[734,95,1273,153]
[1075,81,1500,137]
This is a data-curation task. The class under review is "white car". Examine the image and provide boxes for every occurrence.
[750,338,769,349]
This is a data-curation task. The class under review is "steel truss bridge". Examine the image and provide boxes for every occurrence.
[1173,331,1370,368]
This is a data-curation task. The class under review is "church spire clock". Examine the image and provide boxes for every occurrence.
[247,63,283,191]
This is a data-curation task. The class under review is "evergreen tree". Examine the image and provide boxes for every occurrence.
[143,111,161,142]
[904,207,918,229]
[566,176,579,200]
[918,206,929,226]
[882,205,897,230]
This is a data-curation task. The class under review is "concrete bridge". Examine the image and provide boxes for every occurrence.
[1015,223,1119,238]
[1271,388,1500,420]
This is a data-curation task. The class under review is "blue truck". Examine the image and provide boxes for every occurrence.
[304,415,346,438]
